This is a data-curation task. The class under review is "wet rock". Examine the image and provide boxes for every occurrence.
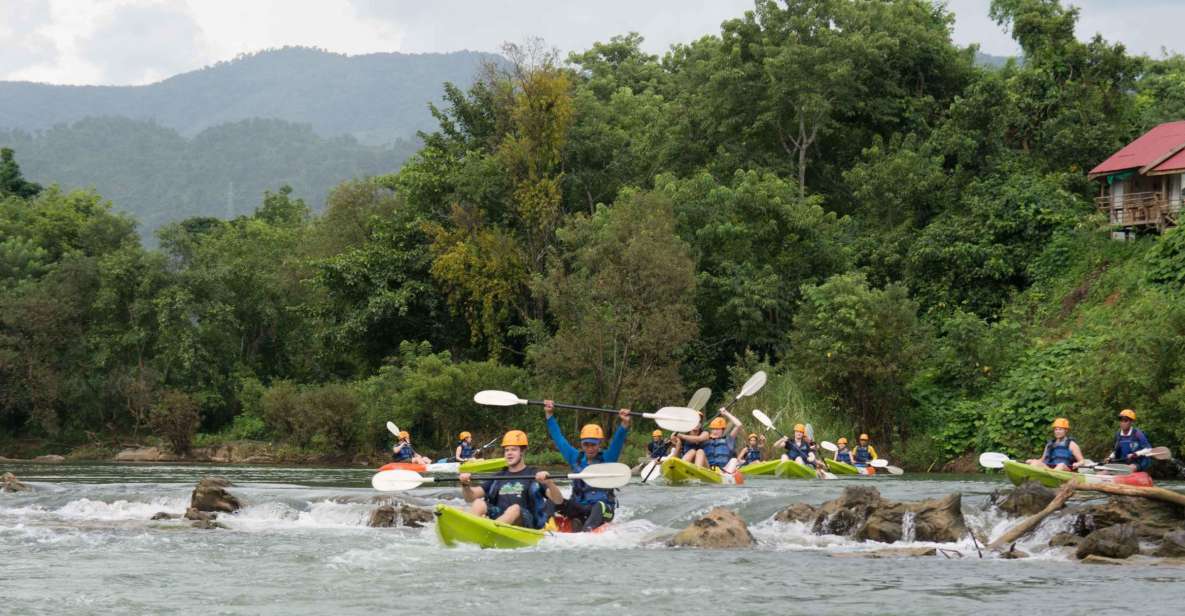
[999,545,1029,559]
[814,508,864,536]
[115,447,179,462]
[150,511,178,520]
[1077,524,1138,560]
[2,472,30,492]
[1070,496,1184,540]
[775,486,966,544]
[992,482,1056,517]
[31,454,65,464]
[191,518,226,530]
[184,507,216,522]
[1049,532,1082,548]
[1154,530,1185,557]
[668,507,754,548]
[1081,554,1135,566]
[773,502,818,524]
[190,477,241,513]
[368,503,434,528]
[831,547,937,559]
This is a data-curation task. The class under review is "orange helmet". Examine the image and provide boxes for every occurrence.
[1051,417,1070,430]
[708,417,728,430]
[748,433,759,440]
[1118,409,1137,421]
[859,433,869,441]
[652,430,663,438]
[794,424,806,434]
[459,431,471,440]
[838,437,848,445]
[501,430,528,447]
[398,431,409,439]
[579,424,605,441]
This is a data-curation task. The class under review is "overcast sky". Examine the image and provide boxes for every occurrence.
[2,0,1181,86]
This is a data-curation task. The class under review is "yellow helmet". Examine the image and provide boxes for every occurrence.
[708,417,728,430]
[398,431,409,439]
[459,431,471,440]
[794,424,806,434]
[859,433,870,441]
[1052,417,1070,430]
[652,430,663,438]
[838,437,848,445]
[579,424,605,440]
[501,430,528,447]
[748,433,759,440]
[1119,409,1137,421]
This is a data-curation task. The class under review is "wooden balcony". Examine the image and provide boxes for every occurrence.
[1095,191,1180,231]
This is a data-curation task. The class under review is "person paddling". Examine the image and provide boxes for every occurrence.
[544,400,630,532]
[775,424,820,469]
[392,430,432,465]
[853,433,879,473]
[454,431,476,461]
[459,430,563,528]
[738,433,766,467]
[691,413,743,472]
[674,419,706,463]
[1025,417,1084,471]
[833,437,853,464]
[1104,409,1152,472]
[648,430,669,460]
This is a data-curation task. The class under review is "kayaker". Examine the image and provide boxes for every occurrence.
[392,431,432,465]
[544,400,630,532]
[853,434,879,471]
[738,433,765,467]
[775,424,820,469]
[834,437,853,464]
[675,420,707,463]
[1103,409,1152,472]
[1025,418,1084,471]
[459,430,563,528]
[455,431,476,461]
[648,430,670,460]
[690,412,743,472]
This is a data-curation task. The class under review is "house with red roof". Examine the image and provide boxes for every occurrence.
[1089,120,1185,235]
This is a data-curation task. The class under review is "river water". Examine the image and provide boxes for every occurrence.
[2,462,1182,615]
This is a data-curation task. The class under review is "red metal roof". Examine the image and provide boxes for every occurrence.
[1089,120,1185,178]
[1151,148,1185,175]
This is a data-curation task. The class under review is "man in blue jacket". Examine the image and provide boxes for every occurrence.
[1105,409,1153,472]
[544,400,630,532]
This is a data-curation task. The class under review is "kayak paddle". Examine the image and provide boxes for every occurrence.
[687,387,712,413]
[868,459,905,475]
[820,441,838,452]
[473,390,700,433]
[805,424,836,480]
[1135,447,1173,460]
[386,421,401,437]
[751,409,787,439]
[371,463,633,492]
[708,371,767,421]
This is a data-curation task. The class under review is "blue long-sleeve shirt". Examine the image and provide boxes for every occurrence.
[546,415,628,470]
[1112,428,1152,471]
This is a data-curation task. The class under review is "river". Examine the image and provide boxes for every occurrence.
[2,462,1181,615]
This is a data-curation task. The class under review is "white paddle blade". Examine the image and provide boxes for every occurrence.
[821,471,837,480]
[885,465,905,476]
[473,390,527,406]
[386,421,400,436]
[371,470,430,492]
[571,463,632,489]
[820,441,838,452]
[751,409,775,429]
[978,452,1009,469]
[805,423,815,442]
[425,462,460,474]
[647,406,700,433]
[869,459,889,468]
[738,371,767,398]
[640,459,659,483]
[687,387,711,412]
[1136,447,1172,460]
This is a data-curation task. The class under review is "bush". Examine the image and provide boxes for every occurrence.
[260,381,359,451]
[148,389,201,455]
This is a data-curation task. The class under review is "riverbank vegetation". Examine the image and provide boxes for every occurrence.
[3,0,1184,468]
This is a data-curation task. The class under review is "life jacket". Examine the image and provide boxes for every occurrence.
[483,466,552,529]
[1044,436,1076,466]
[1114,429,1151,471]
[392,443,414,461]
[648,440,668,458]
[457,441,475,460]
[682,435,703,451]
[703,437,734,468]
[571,452,616,507]
[836,449,853,464]
[854,445,873,464]
[785,439,812,463]
[743,447,762,464]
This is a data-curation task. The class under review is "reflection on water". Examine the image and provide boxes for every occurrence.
[1,462,1180,614]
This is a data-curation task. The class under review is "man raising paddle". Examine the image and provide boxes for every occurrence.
[544,400,630,532]
[459,430,563,529]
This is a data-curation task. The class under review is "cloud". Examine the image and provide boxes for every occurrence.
[0,0,60,76]
[78,1,207,84]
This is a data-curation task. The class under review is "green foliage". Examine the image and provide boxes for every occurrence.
[1146,227,1185,291]
[0,147,42,199]
[148,390,201,455]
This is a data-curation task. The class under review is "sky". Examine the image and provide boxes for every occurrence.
[1,0,1181,86]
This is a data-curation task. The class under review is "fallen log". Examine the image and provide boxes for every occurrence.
[1072,482,1185,508]
[989,482,1075,550]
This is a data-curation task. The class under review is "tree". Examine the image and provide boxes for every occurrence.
[0,148,42,199]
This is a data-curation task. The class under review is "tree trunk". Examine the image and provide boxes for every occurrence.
[988,482,1075,550]
[1072,482,1185,507]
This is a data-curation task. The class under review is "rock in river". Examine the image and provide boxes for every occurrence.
[2,472,30,492]
[991,481,1056,517]
[1077,524,1139,560]
[368,503,434,528]
[775,486,967,544]
[191,476,241,513]
[668,507,754,548]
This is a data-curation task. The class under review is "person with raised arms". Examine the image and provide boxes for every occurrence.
[674,419,707,463]
[691,412,743,472]
[391,430,432,465]
[544,400,630,532]
[833,437,854,464]
[738,432,766,467]
[1104,409,1153,472]
[774,424,821,469]
[459,430,563,528]
[454,431,476,461]
[1023,417,1084,471]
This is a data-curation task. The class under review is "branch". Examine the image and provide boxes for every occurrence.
[988,482,1075,550]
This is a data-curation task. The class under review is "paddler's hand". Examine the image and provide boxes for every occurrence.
[459,473,472,486]
[535,470,552,485]
[544,399,554,418]
[619,408,631,427]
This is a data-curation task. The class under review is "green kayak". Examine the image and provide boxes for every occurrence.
[660,456,724,484]
[458,457,508,473]
[434,504,545,549]
[775,459,817,479]
[738,459,780,476]
[1001,460,1153,488]
[824,458,860,475]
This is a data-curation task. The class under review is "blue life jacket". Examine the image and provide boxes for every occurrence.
[703,437,734,468]
[743,447,762,464]
[785,439,812,463]
[392,443,414,462]
[457,441,475,460]
[854,445,873,464]
[1044,436,1076,467]
[571,452,616,507]
[836,449,853,464]
[648,440,668,458]
[682,435,703,451]
[483,466,552,529]
[1114,429,1152,471]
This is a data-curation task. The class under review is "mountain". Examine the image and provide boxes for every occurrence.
[0,47,498,146]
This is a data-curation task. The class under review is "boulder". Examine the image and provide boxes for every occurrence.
[184,507,215,522]
[114,447,178,462]
[191,518,226,530]
[992,482,1056,517]
[773,502,818,524]
[1049,532,1081,548]
[31,454,65,464]
[1154,530,1185,558]
[368,503,434,528]
[190,477,241,513]
[150,511,179,520]
[2,472,30,492]
[1070,496,1184,540]
[1077,524,1139,560]
[999,545,1029,559]
[668,507,754,548]
[855,493,967,544]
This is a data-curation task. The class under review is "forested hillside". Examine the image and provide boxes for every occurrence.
[3,0,1185,469]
